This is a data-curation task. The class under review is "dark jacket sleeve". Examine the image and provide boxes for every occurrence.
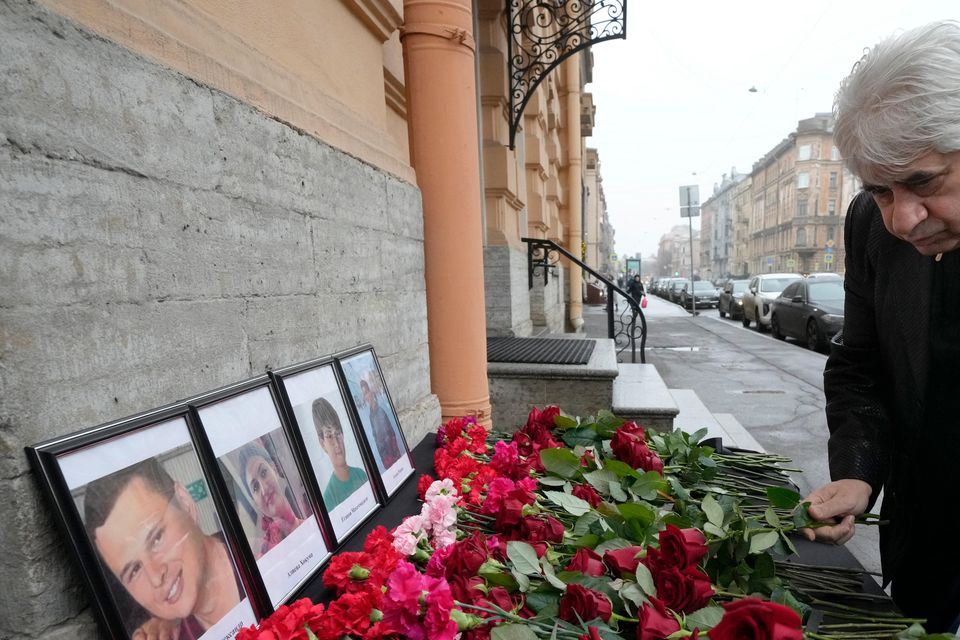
[822,192,892,506]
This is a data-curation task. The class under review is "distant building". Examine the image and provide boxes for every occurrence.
[701,168,747,281]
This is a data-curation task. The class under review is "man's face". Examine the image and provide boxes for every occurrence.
[862,150,960,256]
[95,477,207,622]
[319,426,347,467]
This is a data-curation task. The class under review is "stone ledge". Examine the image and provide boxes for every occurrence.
[612,363,679,432]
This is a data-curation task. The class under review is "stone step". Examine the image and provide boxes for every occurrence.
[611,363,679,432]
[667,389,765,452]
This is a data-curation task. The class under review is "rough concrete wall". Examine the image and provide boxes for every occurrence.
[483,245,533,337]
[0,3,441,638]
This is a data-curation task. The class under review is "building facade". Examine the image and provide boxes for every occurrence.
[700,170,747,281]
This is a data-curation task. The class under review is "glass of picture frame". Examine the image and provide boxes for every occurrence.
[335,345,415,499]
[189,377,331,608]
[26,405,261,640]
[270,357,380,543]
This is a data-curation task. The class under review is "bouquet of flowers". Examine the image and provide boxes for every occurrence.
[238,407,946,640]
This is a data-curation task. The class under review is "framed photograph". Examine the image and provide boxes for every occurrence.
[336,346,414,498]
[271,358,379,543]
[190,378,330,607]
[26,406,260,640]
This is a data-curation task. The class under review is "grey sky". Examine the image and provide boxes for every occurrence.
[587,1,958,259]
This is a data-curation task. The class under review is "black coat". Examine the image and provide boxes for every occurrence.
[626,279,645,300]
[823,192,953,586]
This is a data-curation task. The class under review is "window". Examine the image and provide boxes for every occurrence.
[797,173,810,189]
[828,226,836,241]
[797,200,808,217]
[828,199,836,215]
[797,227,807,247]
[782,282,801,298]
[798,145,812,161]
[829,172,838,189]
[831,146,841,161]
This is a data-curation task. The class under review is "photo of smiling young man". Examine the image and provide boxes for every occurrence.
[61,418,256,640]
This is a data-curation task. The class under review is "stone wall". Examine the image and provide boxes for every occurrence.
[0,3,440,638]
[483,245,533,337]
[529,265,566,334]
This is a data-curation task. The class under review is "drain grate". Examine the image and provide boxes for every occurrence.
[487,337,595,365]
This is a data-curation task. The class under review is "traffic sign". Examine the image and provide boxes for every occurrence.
[767,257,774,266]
[826,239,835,248]
[824,254,834,264]
[825,247,834,254]
[787,258,796,267]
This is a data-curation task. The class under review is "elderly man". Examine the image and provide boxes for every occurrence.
[803,21,960,632]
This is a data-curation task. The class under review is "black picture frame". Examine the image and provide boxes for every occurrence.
[188,376,331,608]
[334,345,415,499]
[25,404,263,640]
[270,357,380,544]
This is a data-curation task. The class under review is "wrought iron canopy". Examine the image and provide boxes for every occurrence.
[506,0,626,149]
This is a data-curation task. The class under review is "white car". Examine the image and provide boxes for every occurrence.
[741,273,802,332]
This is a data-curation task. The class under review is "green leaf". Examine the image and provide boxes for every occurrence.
[617,502,655,527]
[688,427,709,444]
[524,591,559,613]
[635,562,656,596]
[545,490,592,516]
[595,537,633,554]
[764,507,781,528]
[507,541,542,575]
[574,511,601,536]
[703,522,725,537]
[766,486,803,509]
[608,480,628,502]
[572,533,600,548]
[632,471,667,501]
[619,581,646,608]
[491,624,540,640]
[749,530,780,554]
[538,476,569,487]
[540,448,582,479]
[779,530,798,556]
[603,459,641,479]
[484,571,519,589]
[793,503,814,528]
[562,427,602,448]
[540,557,566,590]
[511,568,531,592]
[701,493,725,527]
[583,469,618,493]
[555,414,580,429]
[684,604,725,630]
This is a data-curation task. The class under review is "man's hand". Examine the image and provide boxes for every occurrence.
[132,617,180,640]
[801,479,873,545]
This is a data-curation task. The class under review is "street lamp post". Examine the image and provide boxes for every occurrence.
[679,184,700,316]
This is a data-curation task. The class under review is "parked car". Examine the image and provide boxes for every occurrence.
[668,279,692,303]
[679,280,720,309]
[718,279,749,320]
[741,273,802,331]
[770,277,845,352]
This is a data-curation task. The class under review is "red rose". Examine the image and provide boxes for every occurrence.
[636,597,680,640]
[565,548,606,576]
[603,546,643,576]
[519,515,565,543]
[445,532,489,579]
[558,584,613,623]
[709,598,802,640]
[572,483,602,508]
[653,565,714,614]
[494,486,534,532]
[526,405,561,430]
[658,525,708,569]
[610,427,649,467]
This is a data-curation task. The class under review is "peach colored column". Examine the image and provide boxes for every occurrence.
[401,0,492,425]
[564,58,584,331]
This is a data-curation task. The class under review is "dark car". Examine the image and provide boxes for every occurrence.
[718,279,749,320]
[769,277,845,352]
[679,280,720,309]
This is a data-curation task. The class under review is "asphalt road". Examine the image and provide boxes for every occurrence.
[587,293,883,576]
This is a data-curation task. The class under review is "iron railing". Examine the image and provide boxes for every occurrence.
[522,237,646,363]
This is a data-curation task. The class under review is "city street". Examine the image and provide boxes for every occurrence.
[588,294,882,576]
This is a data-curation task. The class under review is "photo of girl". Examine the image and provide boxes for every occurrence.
[236,439,305,558]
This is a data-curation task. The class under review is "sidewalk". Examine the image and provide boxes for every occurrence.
[578,299,766,452]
